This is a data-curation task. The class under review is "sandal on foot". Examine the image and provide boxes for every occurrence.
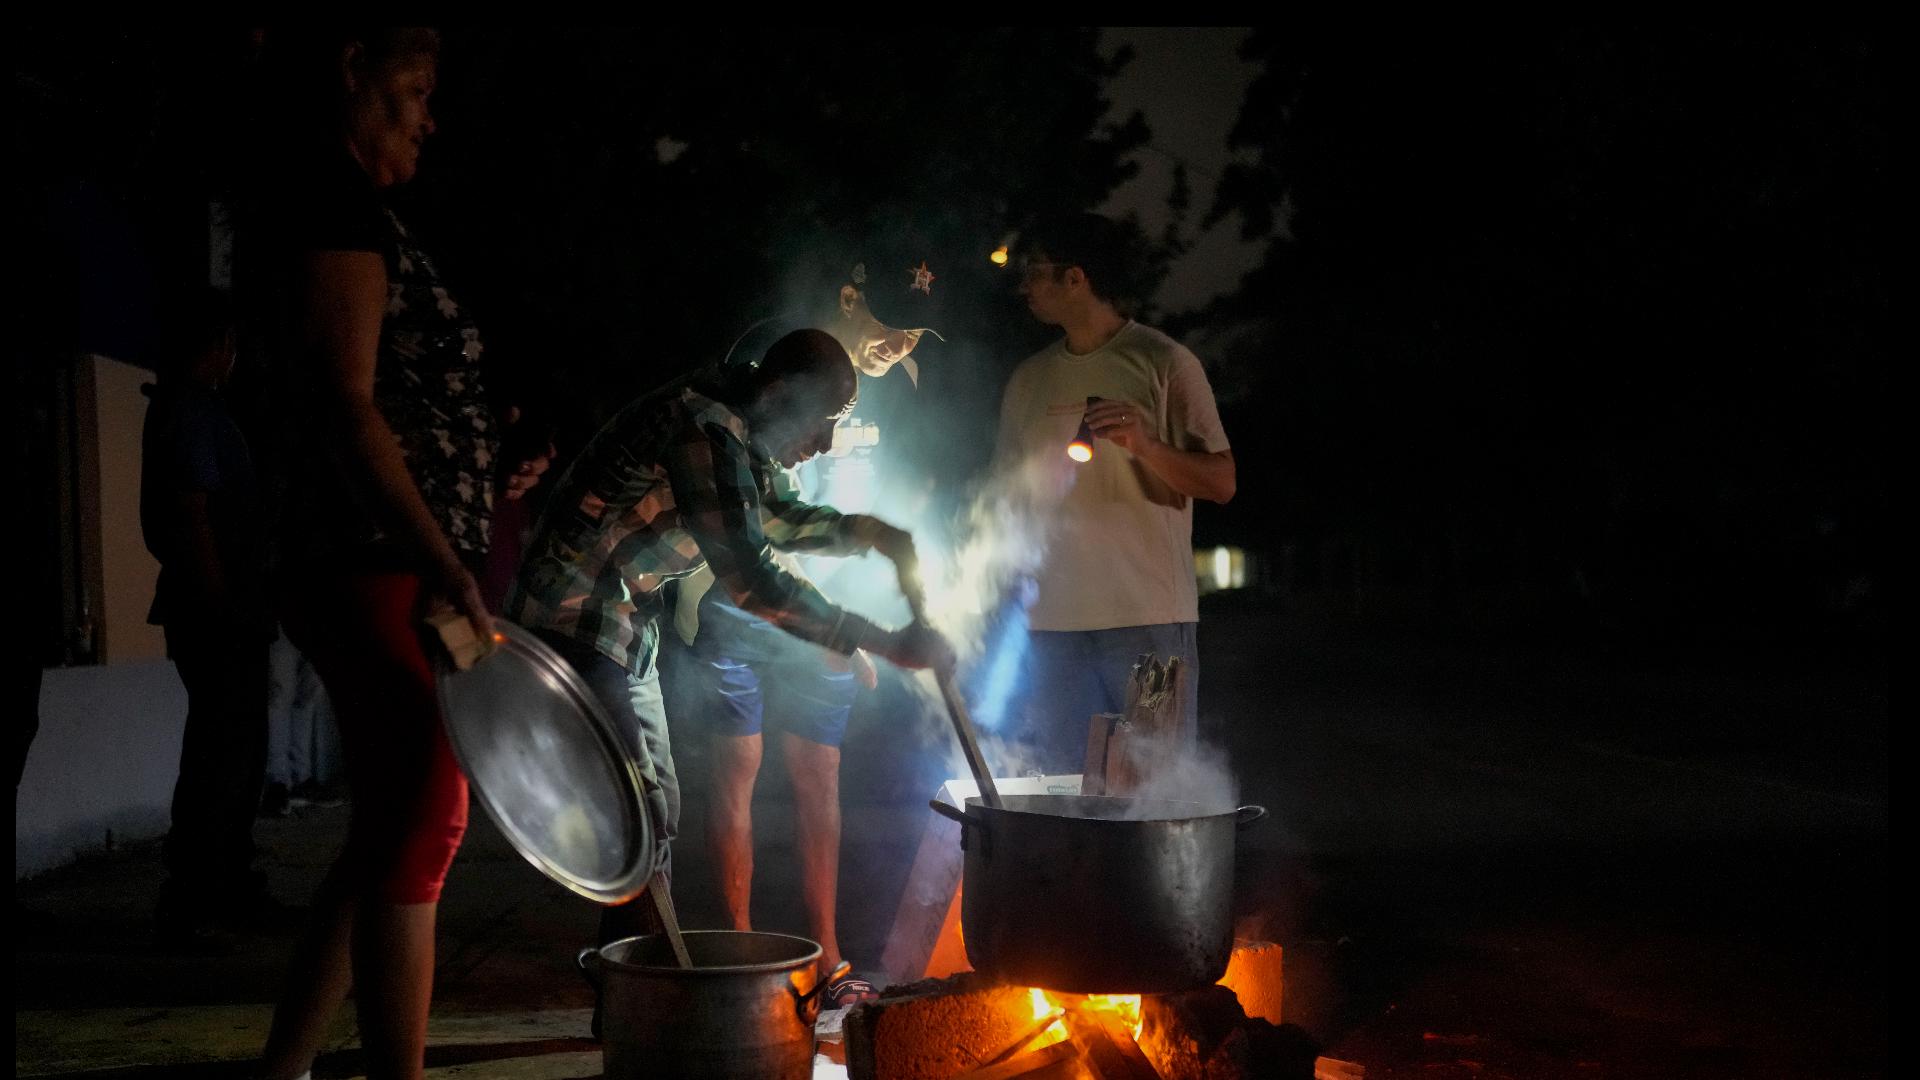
[825,971,879,1008]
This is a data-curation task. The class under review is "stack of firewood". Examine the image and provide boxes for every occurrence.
[1082,654,1190,797]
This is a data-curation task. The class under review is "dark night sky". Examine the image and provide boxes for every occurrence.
[13,26,1887,652]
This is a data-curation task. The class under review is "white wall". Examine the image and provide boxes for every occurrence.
[94,354,166,662]
[17,357,181,880]
[18,661,187,880]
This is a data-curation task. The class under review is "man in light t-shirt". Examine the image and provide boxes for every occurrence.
[993,213,1236,771]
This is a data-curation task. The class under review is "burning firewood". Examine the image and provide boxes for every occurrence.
[1073,1008,1164,1079]
[954,997,1163,1080]
[975,1005,1069,1068]
[950,1039,1080,1080]
[848,945,1301,1080]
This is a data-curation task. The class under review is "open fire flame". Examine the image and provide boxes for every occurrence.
[1027,987,1144,1046]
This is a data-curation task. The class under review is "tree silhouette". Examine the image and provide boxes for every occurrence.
[414,28,1152,442]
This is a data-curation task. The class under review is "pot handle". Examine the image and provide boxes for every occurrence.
[1234,805,1269,830]
[930,799,990,856]
[577,946,603,991]
[791,959,853,1025]
[929,799,981,829]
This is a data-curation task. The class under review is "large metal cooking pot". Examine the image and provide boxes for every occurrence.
[578,930,833,1080]
[932,794,1267,993]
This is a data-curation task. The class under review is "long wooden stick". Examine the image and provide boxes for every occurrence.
[975,1007,1068,1068]
[952,1039,1077,1080]
[647,869,693,968]
[935,668,1003,810]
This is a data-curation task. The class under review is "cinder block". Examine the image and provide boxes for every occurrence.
[845,973,1037,1080]
[1220,939,1283,1025]
[1141,984,1317,1080]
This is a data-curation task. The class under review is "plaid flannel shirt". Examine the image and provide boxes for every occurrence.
[508,381,880,676]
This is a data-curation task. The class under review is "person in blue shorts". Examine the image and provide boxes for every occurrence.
[679,244,946,1007]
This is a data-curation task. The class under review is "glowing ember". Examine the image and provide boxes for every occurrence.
[1079,992,1145,1043]
[1028,988,1144,1045]
[990,244,1010,266]
[1027,987,1069,1048]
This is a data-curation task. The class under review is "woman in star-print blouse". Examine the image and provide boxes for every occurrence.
[251,28,545,1080]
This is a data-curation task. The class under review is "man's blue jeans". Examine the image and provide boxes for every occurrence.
[1021,623,1199,774]
[266,633,340,789]
[531,629,677,946]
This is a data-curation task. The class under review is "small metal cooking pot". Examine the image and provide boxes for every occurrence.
[577,930,834,1080]
[931,794,1266,994]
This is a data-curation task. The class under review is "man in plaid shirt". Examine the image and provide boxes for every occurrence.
[669,244,952,1006]
[508,328,952,954]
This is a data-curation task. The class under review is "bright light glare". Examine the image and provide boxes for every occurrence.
[1082,993,1145,1042]
[1066,441,1093,463]
[969,604,1029,731]
[1028,988,1068,1048]
[823,455,876,514]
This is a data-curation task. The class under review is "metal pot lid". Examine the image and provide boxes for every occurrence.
[436,619,654,904]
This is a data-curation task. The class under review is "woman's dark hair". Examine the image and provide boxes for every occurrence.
[347,27,440,68]
[1021,212,1143,315]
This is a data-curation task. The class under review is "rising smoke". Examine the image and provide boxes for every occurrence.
[752,252,1240,812]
